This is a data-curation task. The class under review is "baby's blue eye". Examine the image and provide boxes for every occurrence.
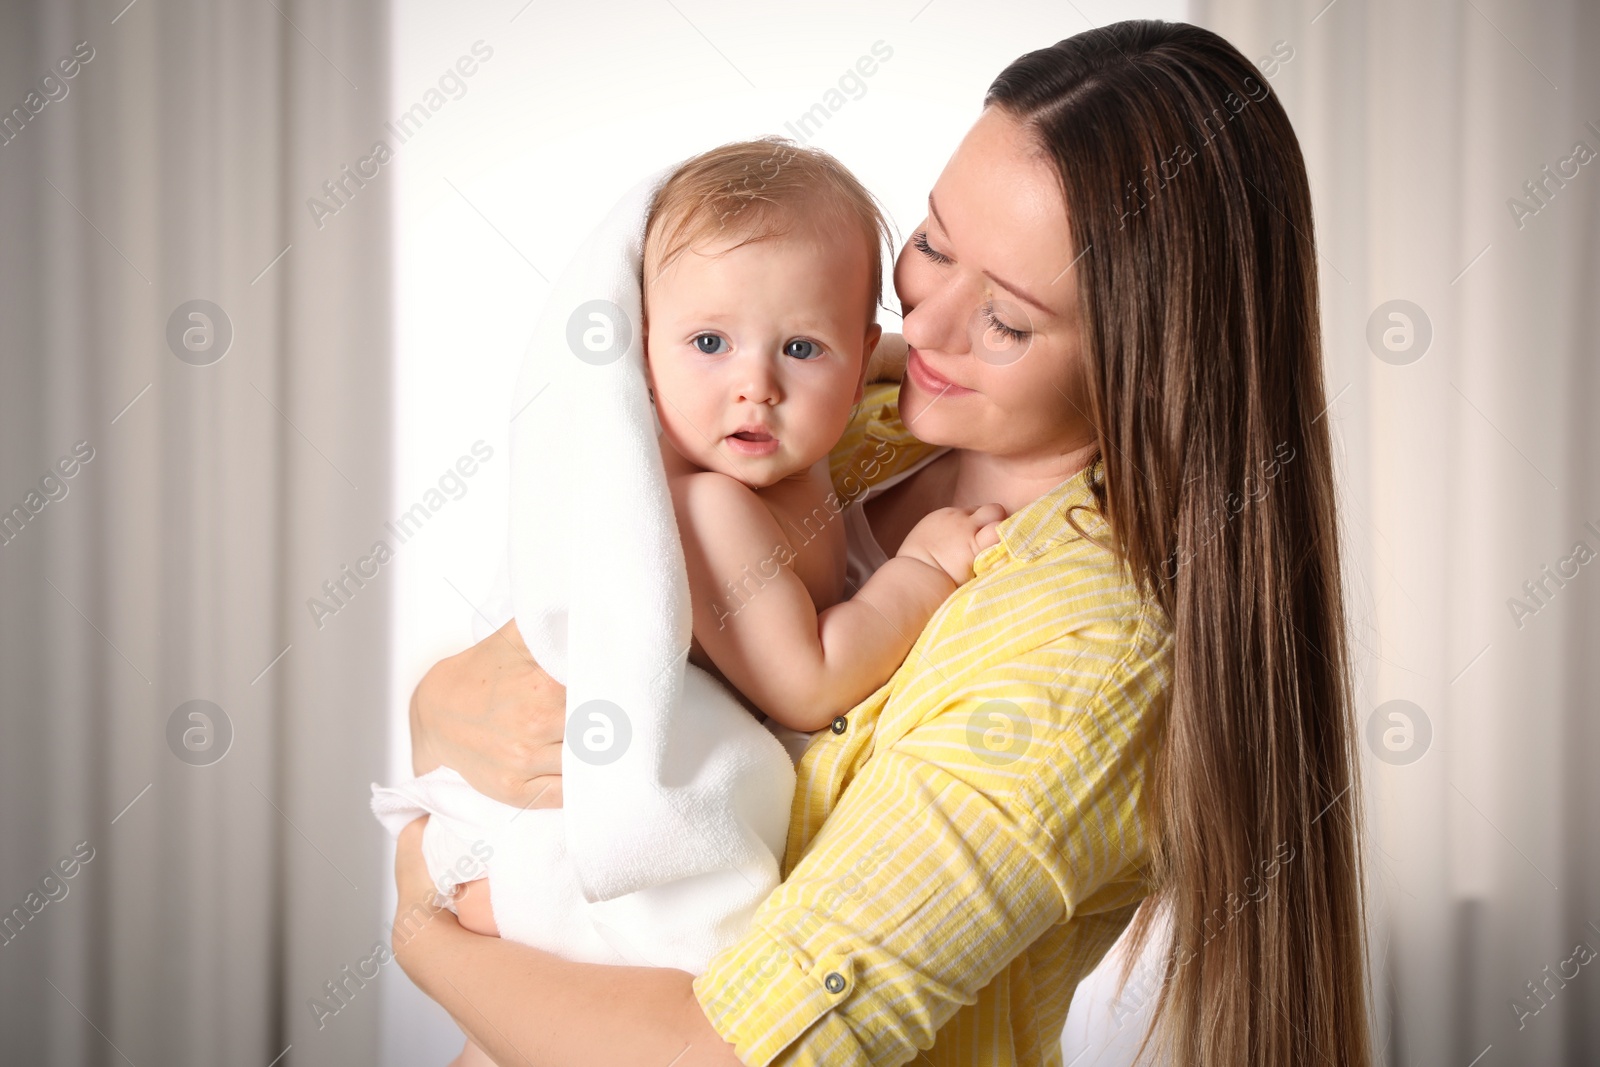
[784,339,820,360]
[694,334,727,355]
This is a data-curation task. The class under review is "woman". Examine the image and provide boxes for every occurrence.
[394,20,1372,1067]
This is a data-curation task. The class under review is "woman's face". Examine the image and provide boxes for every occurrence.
[894,106,1095,465]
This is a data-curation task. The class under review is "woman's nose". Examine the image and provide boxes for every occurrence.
[900,276,975,357]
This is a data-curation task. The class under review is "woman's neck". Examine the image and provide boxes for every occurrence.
[945,442,1096,516]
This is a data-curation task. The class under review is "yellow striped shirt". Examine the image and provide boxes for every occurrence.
[695,381,1173,1066]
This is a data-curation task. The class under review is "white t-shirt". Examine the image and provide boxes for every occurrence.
[840,446,953,597]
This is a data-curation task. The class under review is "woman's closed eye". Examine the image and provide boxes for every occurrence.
[914,229,1030,342]
[982,303,1029,342]
[911,229,951,265]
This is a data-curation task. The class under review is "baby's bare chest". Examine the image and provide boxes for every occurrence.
[757,478,849,613]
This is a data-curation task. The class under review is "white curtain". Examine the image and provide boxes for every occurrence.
[1167,1,1599,1064]
[0,2,391,1065]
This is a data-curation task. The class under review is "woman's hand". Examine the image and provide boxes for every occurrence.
[410,618,566,809]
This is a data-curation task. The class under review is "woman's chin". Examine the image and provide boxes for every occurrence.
[898,388,964,446]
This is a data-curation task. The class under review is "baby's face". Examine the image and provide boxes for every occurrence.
[644,225,881,488]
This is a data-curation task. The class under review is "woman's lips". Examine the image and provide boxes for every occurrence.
[906,346,975,397]
[725,430,779,456]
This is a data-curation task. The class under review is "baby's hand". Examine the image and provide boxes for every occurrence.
[896,503,1007,587]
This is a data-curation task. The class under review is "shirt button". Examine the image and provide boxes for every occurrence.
[830,716,847,735]
[824,972,847,994]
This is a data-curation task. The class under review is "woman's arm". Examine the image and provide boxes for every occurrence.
[690,625,1166,1065]
[409,618,566,808]
[391,818,743,1067]
[395,621,1165,1064]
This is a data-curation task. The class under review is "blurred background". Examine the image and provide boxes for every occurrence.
[0,0,1595,1064]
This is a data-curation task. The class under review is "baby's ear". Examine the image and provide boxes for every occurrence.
[863,321,883,359]
[860,322,883,375]
[855,323,883,403]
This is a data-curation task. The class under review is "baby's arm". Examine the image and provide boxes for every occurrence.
[672,471,1003,732]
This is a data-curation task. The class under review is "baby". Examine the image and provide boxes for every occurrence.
[446,139,1003,1065]
[643,137,1007,732]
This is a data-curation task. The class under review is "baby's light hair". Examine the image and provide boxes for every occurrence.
[642,137,894,328]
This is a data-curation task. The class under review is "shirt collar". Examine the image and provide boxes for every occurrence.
[973,464,1106,576]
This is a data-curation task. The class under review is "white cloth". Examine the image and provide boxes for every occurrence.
[371,163,798,973]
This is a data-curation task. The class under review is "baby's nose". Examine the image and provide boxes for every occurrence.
[734,359,781,404]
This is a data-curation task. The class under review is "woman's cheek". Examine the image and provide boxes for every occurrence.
[988,358,1055,427]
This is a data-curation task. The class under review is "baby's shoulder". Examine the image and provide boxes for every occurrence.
[670,469,845,614]
[666,468,760,507]
[666,470,788,548]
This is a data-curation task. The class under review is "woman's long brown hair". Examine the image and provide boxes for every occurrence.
[986,21,1372,1067]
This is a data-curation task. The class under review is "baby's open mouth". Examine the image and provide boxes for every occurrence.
[725,428,779,456]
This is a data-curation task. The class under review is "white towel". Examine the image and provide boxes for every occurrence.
[372,163,799,973]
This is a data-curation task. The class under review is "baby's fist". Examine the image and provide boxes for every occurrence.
[897,503,1007,586]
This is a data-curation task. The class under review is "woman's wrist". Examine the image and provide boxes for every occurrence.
[390,815,469,1006]
[391,909,740,1066]
[392,894,454,976]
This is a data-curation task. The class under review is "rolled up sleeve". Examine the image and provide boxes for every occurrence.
[692,629,1160,1067]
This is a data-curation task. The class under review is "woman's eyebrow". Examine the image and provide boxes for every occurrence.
[928,193,1056,319]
